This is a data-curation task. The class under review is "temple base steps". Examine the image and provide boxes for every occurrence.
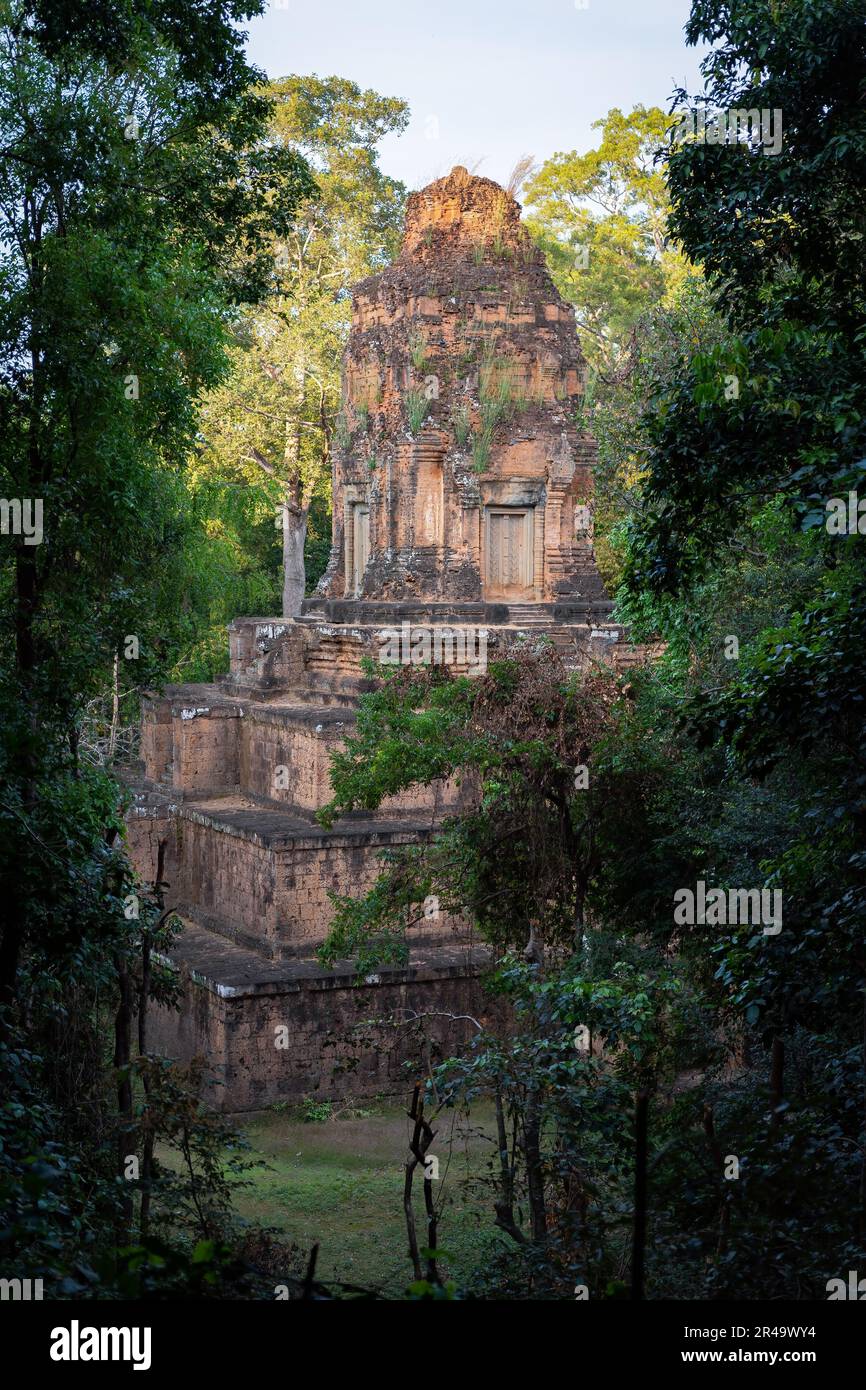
[146,917,496,1112]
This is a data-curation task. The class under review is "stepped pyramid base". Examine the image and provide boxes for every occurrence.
[123,612,655,1109]
[123,166,668,1109]
[147,920,493,1113]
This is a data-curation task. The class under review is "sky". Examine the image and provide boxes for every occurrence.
[244,0,708,190]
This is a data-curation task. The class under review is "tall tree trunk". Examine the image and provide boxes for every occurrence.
[282,485,308,618]
[281,407,307,617]
[770,1035,785,1128]
[115,950,134,1233]
[403,1083,440,1284]
[137,839,166,1240]
[523,1089,547,1244]
[703,1103,731,1256]
[1,513,40,1020]
[493,1085,526,1243]
[107,650,120,761]
[631,1091,649,1300]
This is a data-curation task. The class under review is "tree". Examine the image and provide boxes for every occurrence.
[0,2,313,1003]
[627,0,866,595]
[197,75,409,616]
[0,0,314,1291]
[318,647,648,969]
[523,106,689,375]
[609,0,866,1295]
[314,647,690,1293]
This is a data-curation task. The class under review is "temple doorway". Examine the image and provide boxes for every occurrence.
[484,506,534,599]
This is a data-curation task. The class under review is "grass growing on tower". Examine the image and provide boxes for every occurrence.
[334,411,351,451]
[405,388,430,435]
[407,332,429,373]
[470,353,522,472]
[453,403,471,448]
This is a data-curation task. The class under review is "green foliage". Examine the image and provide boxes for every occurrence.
[435,953,694,1296]
[453,404,472,448]
[405,388,431,435]
[0,1,316,719]
[525,105,688,373]
[407,333,429,372]
[0,0,316,1299]
[319,649,637,964]
[0,1034,87,1284]
[301,1097,333,1123]
[627,0,866,597]
[572,0,866,1301]
[319,664,476,827]
[194,73,408,630]
[321,620,866,1295]
[587,274,717,591]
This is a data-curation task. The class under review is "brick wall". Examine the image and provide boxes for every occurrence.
[149,959,500,1112]
[170,808,463,958]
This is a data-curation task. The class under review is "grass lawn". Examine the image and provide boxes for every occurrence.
[232,1098,509,1296]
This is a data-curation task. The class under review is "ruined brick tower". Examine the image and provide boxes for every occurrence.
[127,168,630,1111]
[313,164,610,619]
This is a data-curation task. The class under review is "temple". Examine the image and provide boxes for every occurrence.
[125,168,639,1110]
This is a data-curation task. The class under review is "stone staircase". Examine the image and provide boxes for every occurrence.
[507,603,556,627]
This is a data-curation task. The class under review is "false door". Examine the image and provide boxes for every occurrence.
[484,507,533,599]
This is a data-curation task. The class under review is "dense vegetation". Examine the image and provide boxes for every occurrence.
[1,0,864,1301]
[319,0,866,1298]
[0,0,318,1298]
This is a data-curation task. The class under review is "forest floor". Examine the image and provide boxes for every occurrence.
[232,1098,508,1296]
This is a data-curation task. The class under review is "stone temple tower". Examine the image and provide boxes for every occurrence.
[312,164,610,621]
[126,168,635,1111]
